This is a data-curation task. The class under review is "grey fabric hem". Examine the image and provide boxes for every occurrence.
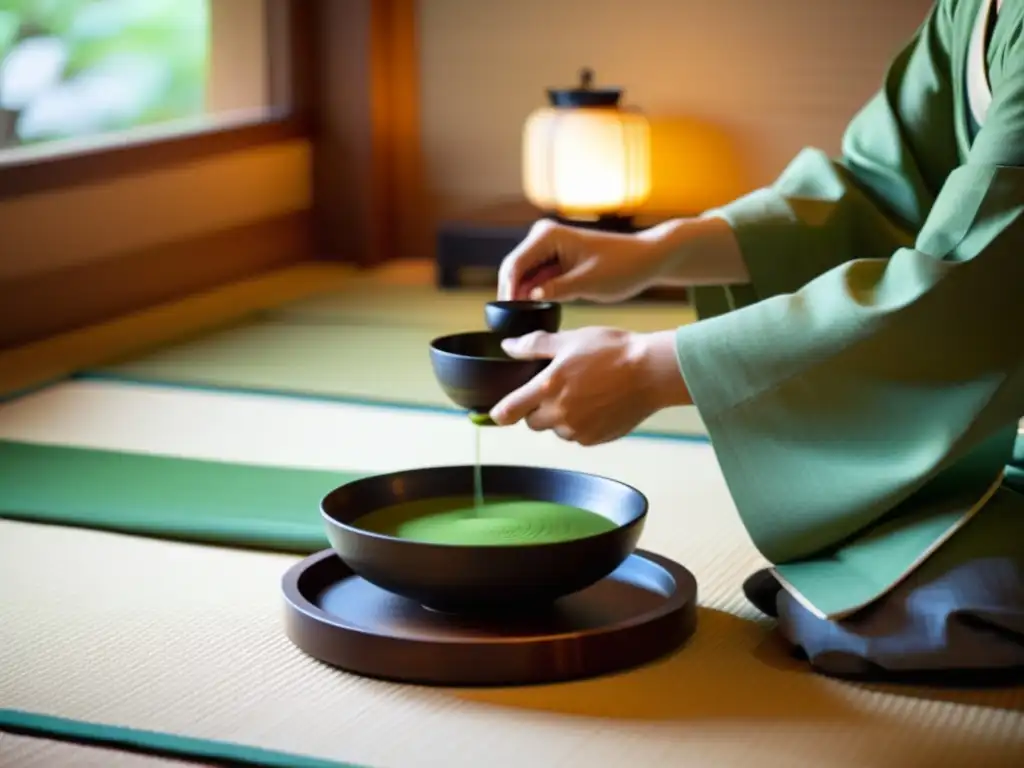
[742,480,1024,684]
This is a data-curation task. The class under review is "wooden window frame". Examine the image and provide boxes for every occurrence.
[0,0,313,200]
[0,0,424,352]
[0,0,422,350]
[308,0,422,267]
[0,0,422,267]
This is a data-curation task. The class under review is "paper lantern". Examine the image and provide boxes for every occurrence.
[522,68,651,231]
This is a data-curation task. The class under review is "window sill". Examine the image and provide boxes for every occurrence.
[0,107,307,200]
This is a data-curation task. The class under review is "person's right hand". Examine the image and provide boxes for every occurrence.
[496,219,674,303]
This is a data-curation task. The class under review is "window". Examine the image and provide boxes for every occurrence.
[0,0,287,164]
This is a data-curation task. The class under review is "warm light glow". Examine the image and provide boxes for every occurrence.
[523,106,651,220]
[645,117,747,213]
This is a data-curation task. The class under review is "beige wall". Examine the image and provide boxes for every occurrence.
[418,0,934,225]
[208,0,270,113]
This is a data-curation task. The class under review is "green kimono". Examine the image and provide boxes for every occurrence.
[677,0,1024,634]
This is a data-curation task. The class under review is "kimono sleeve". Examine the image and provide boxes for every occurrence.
[690,1,956,318]
[673,9,1024,567]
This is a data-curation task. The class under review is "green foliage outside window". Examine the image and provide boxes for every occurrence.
[0,0,210,147]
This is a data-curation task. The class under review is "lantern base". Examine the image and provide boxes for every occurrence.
[546,212,639,234]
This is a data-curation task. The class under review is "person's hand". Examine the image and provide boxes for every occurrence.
[489,327,690,445]
[497,215,751,302]
[496,219,673,303]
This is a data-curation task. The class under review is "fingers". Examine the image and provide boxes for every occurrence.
[525,407,578,443]
[490,371,550,426]
[497,219,562,301]
[524,403,560,432]
[531,265,592,302]
[500,330,559,360]
[520,260,563,300]
[490,331,563,425]
[492,374,603,446]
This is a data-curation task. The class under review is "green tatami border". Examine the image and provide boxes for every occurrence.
[0,709,364,768]
[70,371,713,446]
[0,512,330,555]
[0,438,369,555]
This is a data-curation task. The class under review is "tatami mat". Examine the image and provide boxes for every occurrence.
[2,381,1023,767]
[0,262,363,401]
[83,276,707,437]
[82,319,706,436]
[264,281,698,333]
[0,380,738,587]
[3,520,1022,768]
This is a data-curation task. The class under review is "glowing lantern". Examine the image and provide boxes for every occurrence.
[522,68,651,231]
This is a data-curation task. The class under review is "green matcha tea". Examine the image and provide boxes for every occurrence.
[353,496,616,546]
[355,413,615,546]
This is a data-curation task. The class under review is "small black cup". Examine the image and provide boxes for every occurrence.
[484,300,562,339]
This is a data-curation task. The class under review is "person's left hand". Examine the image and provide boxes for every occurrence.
[489,327,691,445]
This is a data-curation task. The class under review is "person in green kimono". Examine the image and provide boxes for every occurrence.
[491,0,1023,682]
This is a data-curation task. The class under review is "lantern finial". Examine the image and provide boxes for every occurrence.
[546,68,622,108]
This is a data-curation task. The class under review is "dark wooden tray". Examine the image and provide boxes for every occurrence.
[282,547,698,687]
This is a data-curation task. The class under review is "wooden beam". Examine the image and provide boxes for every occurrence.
[266,0,315,130]
[0,211,310,351]
[310,0,422,267]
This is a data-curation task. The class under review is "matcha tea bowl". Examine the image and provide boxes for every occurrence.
[320,465,648,614]
[429,331,550,415]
